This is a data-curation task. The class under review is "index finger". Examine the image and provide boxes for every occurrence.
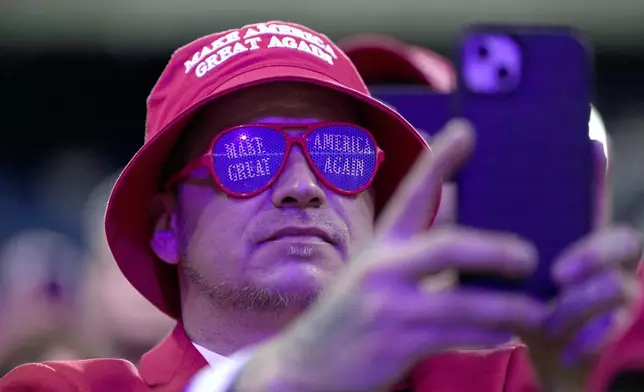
[376,119,475,241]
[553,227,643,284]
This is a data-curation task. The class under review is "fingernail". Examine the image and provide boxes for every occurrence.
[511,243,538,267]
[554,260,580,283]
[447,118,470,128]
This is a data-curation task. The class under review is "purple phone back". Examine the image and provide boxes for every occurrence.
[455,26,594,300]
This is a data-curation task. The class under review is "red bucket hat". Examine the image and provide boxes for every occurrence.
[105,21,433,319]
[338,34,456,92]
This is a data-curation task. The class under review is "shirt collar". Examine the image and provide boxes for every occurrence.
[192,342,232,367]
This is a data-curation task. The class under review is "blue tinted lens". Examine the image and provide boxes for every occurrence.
[306,125,377,192]
[213,127,285,195]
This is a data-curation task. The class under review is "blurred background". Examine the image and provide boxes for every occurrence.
[1,0,644,374]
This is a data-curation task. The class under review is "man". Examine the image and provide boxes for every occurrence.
[2,21,643,392]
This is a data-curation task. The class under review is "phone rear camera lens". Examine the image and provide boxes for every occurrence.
[498,67,509,78]
[478,46,489,58]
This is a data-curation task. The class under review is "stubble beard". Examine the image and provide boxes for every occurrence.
[182,259,323,312]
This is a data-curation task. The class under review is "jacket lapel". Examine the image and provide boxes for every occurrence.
[139,322,208,391]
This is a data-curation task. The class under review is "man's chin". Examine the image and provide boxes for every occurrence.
[218,286,321,311]
[207,269,327,311]
[253,261,336,293]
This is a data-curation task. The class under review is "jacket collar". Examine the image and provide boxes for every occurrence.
[138,321,417,391]
[139,322,208,388]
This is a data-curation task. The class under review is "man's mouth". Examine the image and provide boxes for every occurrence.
[261,227,334,244]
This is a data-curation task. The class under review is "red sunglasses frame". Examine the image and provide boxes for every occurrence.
[165,122,386,198]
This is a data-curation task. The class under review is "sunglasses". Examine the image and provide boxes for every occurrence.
[166,122,386,198]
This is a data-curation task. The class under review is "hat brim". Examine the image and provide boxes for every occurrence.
[105,64,433,319]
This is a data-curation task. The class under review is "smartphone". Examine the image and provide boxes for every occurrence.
[371,86,452,139]
[454,25,595,300]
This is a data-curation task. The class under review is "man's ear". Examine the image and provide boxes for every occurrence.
[150,193,180,265]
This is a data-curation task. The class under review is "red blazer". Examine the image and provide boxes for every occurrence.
[0,323,208,392]
[2,314,644,392]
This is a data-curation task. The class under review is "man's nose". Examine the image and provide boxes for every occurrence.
[271,147,326,209]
